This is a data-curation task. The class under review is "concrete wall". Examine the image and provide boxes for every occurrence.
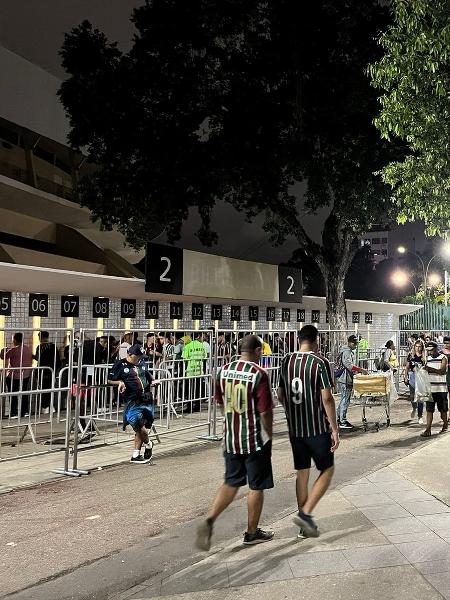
[0,46,68,146]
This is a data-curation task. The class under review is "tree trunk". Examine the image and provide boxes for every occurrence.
[315,234,357,361]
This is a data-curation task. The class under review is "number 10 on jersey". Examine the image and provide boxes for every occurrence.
[225,382,248,414]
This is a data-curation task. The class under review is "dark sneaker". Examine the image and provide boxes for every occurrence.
[143,442,153,461]
[243,528,274,545]
[339,420,354,430]
[292,510,319,538]
[196,518,214,551]
[130,454,151,465]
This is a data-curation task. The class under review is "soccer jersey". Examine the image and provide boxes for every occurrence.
[279,351,333,438]
[215,360,273,454]
[108,358,153,405]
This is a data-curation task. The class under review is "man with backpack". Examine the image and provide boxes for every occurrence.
[335,334,367,429]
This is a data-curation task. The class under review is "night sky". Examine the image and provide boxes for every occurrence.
[0,1,428,264]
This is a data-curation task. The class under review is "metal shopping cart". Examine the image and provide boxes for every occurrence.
[351,373,391,432]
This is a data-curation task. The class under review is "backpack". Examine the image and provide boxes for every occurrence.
[374,350,390,372]
[334,352,345,378]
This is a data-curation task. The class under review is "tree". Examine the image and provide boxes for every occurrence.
[59,1,399,328]
[369,0,450,236]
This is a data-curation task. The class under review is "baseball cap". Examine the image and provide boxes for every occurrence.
[348,335,358,343]
[425,340,438,350]
[443,336,450,343]
[127,344,144,356]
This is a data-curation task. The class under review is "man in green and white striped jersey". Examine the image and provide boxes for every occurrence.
[195,335,274,551]
[278,325,339,538]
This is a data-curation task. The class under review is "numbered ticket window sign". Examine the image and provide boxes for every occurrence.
[312,310,320,323]
[29,293,49,317]
[0,291,12,316]
[248,305,259,321]
[170,302,183,319]
[352,311,360,324]
[93,297,110,319]
[211,304,223,321]
[61,295,79,318]
[145,242,183,294]
[297,308,305,322]
[281,308,291,322]
[192,303,204,320]
[278,266,303,303]
[121,299,137,319]
[145,301,159,319]
[365,312,373,324]
[266,306,276,322]
[231,306,241,321]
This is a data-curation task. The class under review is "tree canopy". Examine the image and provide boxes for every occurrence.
[369,0,450,236]
[60,0,400,326]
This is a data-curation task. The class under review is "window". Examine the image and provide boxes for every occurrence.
[371,238,380,245]
[381,237,388,244]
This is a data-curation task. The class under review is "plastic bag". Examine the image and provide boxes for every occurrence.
[415,366,431,401]
[388,370,398,403]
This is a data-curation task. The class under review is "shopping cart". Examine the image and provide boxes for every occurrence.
[351,374,391,432]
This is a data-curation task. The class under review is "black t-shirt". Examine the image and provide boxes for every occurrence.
[109,358,153,404]
[407,353,425,371]
[35,342,61,370]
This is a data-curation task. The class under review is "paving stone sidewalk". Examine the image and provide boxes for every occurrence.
[121,442,450,600]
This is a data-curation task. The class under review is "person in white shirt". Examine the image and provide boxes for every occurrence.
[119,333,133,360]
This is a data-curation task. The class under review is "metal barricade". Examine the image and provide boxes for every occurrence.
[66,328,217,472]
[0,327,73,463]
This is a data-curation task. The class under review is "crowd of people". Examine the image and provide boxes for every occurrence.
[1,327,449,446]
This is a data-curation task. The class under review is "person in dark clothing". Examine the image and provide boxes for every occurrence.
[34,331,62,413]
[108,344,157,464]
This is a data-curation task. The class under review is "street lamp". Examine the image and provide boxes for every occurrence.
[391,270,417,295]
[428,273,441,288]
[396,242,450,299]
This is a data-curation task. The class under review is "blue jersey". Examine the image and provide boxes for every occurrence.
[109,358,153,405]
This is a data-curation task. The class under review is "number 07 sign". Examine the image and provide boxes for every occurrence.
[145,243,183,295]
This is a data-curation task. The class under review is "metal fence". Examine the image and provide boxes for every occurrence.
[1,326,449,476]
[0,327,73,462]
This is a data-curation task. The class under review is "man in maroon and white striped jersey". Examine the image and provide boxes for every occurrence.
[278,325,339,538]
[195,335,274,551]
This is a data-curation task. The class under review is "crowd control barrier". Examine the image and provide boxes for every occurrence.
[2,325,448,476]
[0,327,73,463]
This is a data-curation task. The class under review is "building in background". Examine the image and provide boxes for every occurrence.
[361,226,390,264]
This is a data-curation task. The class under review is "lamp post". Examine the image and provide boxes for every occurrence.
[397,243,450,298]
[391,270,417,296]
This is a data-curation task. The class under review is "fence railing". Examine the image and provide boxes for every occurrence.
[1,326,449,476]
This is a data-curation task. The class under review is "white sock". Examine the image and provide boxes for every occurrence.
[145,441,153,449]
[132,449,140,458]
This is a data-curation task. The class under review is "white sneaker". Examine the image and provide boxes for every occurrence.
[418,417,424,425]
[42,407,50,414]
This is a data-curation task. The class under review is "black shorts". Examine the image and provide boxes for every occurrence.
[426,392,448,413]
[290,432,334,471]
[224,441,273,491]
